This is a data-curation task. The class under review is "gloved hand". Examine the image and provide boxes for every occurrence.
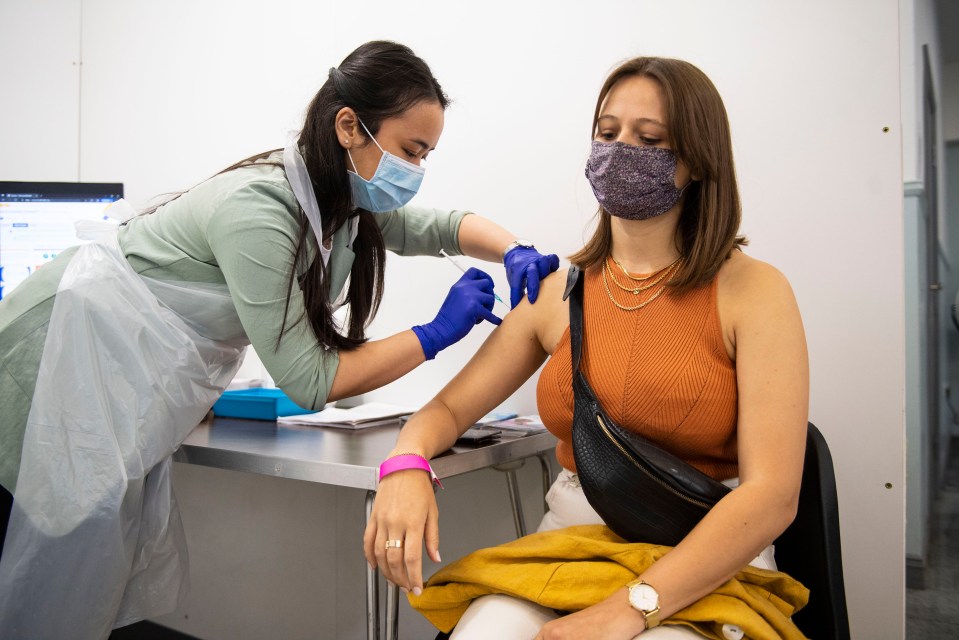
[504,246,561,307]
[412,267,502,360]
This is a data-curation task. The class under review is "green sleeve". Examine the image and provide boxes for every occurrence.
[206,180,337,410]
[377,206,469,257]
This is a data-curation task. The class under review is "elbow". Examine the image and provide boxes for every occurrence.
[741,480,800,541]
[275,371,330,411]
[778,495,800,536]
[769,484,801,540]
[282,385,327,412]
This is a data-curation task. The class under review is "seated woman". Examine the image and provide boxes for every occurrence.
[363,55,808,640]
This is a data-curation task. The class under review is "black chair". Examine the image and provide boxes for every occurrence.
[436,422,850,640]
[773,422,850,640]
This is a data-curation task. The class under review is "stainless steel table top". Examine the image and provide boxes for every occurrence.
[173,417,558,490]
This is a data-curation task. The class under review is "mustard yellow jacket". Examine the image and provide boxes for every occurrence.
[409,525,808,640]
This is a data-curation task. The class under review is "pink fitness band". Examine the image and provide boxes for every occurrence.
[378,454,443,489]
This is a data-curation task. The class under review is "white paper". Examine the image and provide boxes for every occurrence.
[486,414,547,434]
[276,402,414,428]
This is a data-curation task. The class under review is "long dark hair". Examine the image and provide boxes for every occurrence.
[288,40,450,351]
[144,41,449,352]
[569,57,746,292]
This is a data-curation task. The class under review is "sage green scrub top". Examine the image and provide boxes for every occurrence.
[0,155,468,492]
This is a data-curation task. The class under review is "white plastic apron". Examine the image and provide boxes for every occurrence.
[0,209,247,639]
[284,134,359,312]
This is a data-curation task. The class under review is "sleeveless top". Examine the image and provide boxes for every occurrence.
[536,266,739,481]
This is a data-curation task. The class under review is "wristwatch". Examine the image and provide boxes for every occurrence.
[626,578,661,629]
[504,238,535,255]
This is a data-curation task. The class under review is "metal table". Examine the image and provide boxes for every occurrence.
[173,416,557,640]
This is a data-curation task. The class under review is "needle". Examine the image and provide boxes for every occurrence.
[439,249,510,310]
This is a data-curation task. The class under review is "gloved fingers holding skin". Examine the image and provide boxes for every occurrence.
[510,278,526,309]
[504,247,561,307]
[476,303,501,327]
[525,264,541,305]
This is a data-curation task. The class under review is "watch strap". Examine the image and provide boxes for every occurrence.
[643,604,662,630]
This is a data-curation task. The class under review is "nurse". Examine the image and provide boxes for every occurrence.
[0,40,558,638]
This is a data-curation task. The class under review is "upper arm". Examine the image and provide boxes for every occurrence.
[206,181,336,409]
[724,256,808,501]
[428,271,567,429]
[432,302,548,430]
[377,206,467,256]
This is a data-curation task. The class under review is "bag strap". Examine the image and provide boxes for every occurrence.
[562,265,585,376]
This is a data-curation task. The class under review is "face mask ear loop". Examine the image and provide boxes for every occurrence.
[357,118,385,153]
[347,149,361,174]
[348,118,386,182]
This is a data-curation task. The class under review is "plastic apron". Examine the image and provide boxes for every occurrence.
[283,133,359,282]
[0,205,248,639]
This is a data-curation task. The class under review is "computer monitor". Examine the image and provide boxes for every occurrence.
[0,181,123,300]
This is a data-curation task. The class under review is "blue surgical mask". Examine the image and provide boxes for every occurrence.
[348,119,425,212]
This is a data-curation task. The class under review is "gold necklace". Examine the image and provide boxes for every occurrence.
[611,255,682,282]
[605,258,675,294]
[601,257,681,311]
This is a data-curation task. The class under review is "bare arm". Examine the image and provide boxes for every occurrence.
[329,211,543,402]
[456,212,517,262]
[362,271,566,592]
[644,260,808,607]
[327,331,426,402]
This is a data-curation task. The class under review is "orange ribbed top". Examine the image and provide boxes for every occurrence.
[537,266,738,481]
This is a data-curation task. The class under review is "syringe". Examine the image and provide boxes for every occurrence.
[439,249,510,310]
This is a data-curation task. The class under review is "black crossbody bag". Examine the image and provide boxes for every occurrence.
[565,266,731,546]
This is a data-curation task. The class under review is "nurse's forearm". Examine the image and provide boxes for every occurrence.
[456,213,519,262]
[326,330,426,401]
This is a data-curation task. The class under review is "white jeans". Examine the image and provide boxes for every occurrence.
[448,469,775,640]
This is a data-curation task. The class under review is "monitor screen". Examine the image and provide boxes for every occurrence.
[0,181,123,300]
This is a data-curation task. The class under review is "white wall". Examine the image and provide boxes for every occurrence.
[0,0,80,181]
[0,1,906,638]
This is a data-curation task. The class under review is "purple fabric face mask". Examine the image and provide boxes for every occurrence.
[584,140,688,220]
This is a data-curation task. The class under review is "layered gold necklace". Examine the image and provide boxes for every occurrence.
[601,255,682,311]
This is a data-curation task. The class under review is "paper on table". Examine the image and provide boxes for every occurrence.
[276,401,414,429]
[475,410,518,425]
[486,414,547,434]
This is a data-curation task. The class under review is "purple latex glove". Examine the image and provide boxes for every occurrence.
[504,247,561,307]
[412,267,502,360]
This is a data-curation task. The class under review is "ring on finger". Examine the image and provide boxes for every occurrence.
[385,539,404,549]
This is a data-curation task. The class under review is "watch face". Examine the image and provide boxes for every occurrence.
[629,583,659,611]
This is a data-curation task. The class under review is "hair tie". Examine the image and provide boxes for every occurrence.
[328,67,351,104]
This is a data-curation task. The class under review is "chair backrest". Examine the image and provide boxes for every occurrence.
[773,422,850,639]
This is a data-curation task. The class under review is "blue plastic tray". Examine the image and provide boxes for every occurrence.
[212,388,313,421]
